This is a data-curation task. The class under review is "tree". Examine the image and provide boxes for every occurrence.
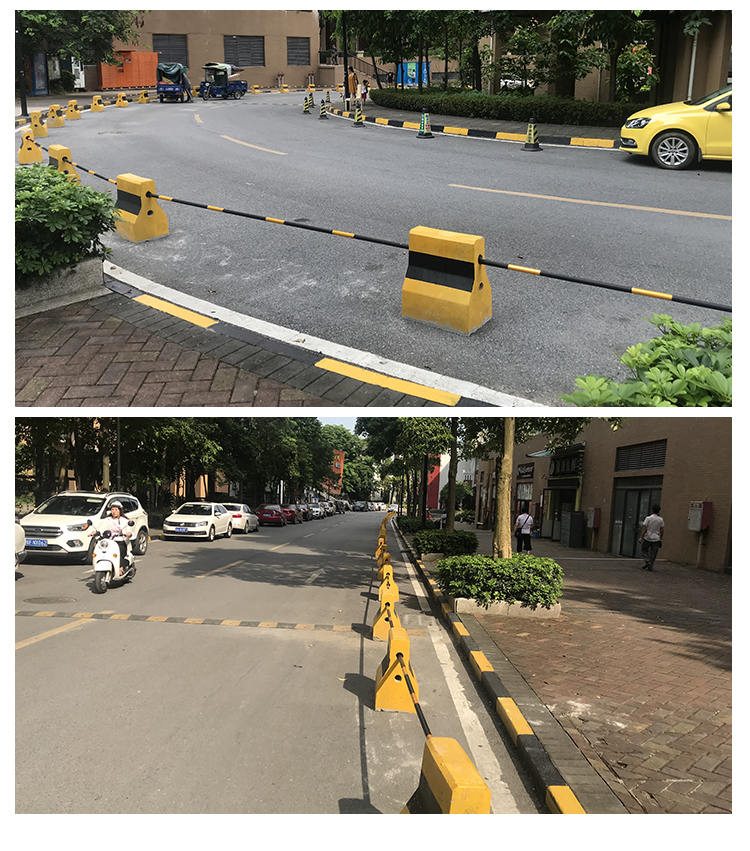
[17,10,145,65]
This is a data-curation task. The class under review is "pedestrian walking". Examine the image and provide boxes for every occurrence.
[639,504,664,571]
[331,45,338,65]
[360,80,368,103]
[514,507,534,553]
[347,65,359,99]
[387,70,394,86]
[181,67,193,102]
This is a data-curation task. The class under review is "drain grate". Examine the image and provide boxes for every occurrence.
[23,597,78,605]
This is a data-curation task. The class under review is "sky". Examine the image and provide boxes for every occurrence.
[318,417,357,433]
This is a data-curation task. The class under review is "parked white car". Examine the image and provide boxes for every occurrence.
[222,503,259,533]
[163,502,233,541]
[15,523,26,568]
[20,491,150,562]
[308,503,324,519]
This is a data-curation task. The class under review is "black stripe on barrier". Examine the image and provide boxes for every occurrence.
[406,251,475,292]
[116,189,142,216]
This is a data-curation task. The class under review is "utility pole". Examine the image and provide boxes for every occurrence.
[342,10,349,100]
[16,10,29,118]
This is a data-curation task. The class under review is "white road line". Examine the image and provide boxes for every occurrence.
[105,263,542,407]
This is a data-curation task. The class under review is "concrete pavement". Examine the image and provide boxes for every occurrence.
[401,523,731,814]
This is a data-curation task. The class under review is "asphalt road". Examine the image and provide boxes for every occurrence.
[18,94,732,404]
[15,510,544,815]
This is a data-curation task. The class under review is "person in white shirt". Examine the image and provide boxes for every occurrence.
[639,504,664,571]
[514,507,534,553]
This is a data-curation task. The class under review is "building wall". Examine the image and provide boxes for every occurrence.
[115,9,324,89]
[510,418,731,573]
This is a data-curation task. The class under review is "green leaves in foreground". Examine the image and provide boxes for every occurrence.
[561,314,731,407]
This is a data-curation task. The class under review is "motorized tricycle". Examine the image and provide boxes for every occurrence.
[157,62,189,103]
[200,63,248,100]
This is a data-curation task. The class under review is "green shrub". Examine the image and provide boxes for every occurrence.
[435,553,563,610]
[396,516,430,534]
[457,509,476,524]
[369,87,640,127]
[561,314,732,407]
[15,164,118,286]
[413,529,478,557]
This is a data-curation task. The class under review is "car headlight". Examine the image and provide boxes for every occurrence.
[196,521,208,527]
[66,521,91,532]
[625,117,651,129]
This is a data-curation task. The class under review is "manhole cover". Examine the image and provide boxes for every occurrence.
[23,597,78,605]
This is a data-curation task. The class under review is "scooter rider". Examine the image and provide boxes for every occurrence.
[90,500,132,569]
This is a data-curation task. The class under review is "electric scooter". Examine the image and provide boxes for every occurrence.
[91,520,136,594]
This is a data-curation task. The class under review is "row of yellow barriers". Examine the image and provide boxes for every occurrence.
[373,514,492,814]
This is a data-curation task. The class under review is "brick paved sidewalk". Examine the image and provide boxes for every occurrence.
[462,530,731,814]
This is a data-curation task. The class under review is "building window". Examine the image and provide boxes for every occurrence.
[152,34,188,66]
[224,35,265,67]
[615,440,667,471]
[287,36,311,66]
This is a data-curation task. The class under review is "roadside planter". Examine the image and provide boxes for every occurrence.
[432,553,564,619]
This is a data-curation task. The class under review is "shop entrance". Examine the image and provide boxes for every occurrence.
[610,477,663,558]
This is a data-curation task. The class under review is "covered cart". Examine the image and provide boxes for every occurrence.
[156,63,190,102]
[200,63,248,100]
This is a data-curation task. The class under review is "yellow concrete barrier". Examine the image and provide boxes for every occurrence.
[18,132,42,164]
[91,95,105,112]
[47,104,65,128]
[375,626,417,709]
[65,100,82,120]
[47,145,80,182]
[138,90,150,103]
[114,173,169,243]
[251,85,261,94]
[377,560,392,582]
[402,226,492,335]
[115,92,128,107]
[372,590,401,641]
[401,737,492,813]
[30,111,48,138]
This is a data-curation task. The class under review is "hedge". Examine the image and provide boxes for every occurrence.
[413,529,479,557]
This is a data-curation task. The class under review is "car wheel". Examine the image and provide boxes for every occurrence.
[226,523,232,538]
[651,130,697,169]
[244,522,250,534]
[207,525,215,542]
[133,527,149,555]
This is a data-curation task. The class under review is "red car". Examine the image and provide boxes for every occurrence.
[256,504,286,526]
[281,504,303,524]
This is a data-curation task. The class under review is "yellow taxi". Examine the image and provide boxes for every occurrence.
[619,85,732,169]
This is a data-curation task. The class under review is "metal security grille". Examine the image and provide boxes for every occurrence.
[224,35,265,66]
[287,36,310,66]
[615,440,668,471]
[152,34,188,66]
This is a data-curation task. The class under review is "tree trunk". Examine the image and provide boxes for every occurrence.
[472,40,482,91]
[418,33,424,94]
[492,417,515,559]
[444,24,449,91]
[445,419,458,533]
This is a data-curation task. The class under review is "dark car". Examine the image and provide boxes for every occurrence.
[256,504,286,526]
[281,503,303,524]
[299,504,312,521]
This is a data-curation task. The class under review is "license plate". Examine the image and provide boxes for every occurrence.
[26,538,47,547]
[175,527,189,533]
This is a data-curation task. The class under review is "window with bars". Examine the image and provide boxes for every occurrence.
[287,36,311,66]
[615,440,668,471]
[152,34,188,66]
[224,35,265,67]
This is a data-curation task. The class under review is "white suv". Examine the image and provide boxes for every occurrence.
[20,491,150,562]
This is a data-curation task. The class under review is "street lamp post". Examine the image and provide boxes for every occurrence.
[16,10,29,118]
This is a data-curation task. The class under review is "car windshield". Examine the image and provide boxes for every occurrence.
[176,504,211,515]
[35,495,106,516]
[223,504,241,511]
[259,505,280,511]
[686,85,731,105]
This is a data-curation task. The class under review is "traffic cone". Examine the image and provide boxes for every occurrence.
[353,99,364,127]
[326,90,331,104]
[522,116,542,151]
[417,108,433,139]
[319,98,328,120]
[303,94,310,114]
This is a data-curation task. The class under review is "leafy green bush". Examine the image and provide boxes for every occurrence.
[561,314,731,407]
[457,509,476,524]
[15,164,117,286]
[413,529,478,557]
[396,516,431,534]
[435,553,564,610]
[369,87,640,127]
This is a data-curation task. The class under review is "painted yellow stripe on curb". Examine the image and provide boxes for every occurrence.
[221,619,242,626]
[496,131,526,142]
[632,287,673,300]
[546,785,586,814]
[184,618,205,624]
[71,612,95,619]
[146,616,168,622]
[258,622,278,628]
[295,623,316,630]
[134,294,218,328]
[314,357,461,406]
[496,697,534,742]
[469,650,494,677]
[33,611,56,617]
[570,136,614,148]
[452,622,470,638]
[109,614,131,620]
[443,126,468,135]
[375,117,389,125]
[449,183,731,220]
[220,135,288,155]
[16,618,93,649]
[403,121,421,129]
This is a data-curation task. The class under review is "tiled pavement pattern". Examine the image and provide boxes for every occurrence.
[463,532,731,814]
[15,290,443,408]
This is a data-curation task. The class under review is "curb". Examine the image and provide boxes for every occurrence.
[326,106,621,150]
[392,521,628,814]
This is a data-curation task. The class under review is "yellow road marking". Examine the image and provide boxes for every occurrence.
[109,613,130,620]
[315,357,461,406]
[194,115,203,124]
[221,619,242,626]
[220,135,287,155]
[449,183,731,220]
[16,618,94,650]
[270,542,290,552]
[146,616,168,622]
[134,294,217,327]
[195,559,245,579]
[258,622,278,628]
